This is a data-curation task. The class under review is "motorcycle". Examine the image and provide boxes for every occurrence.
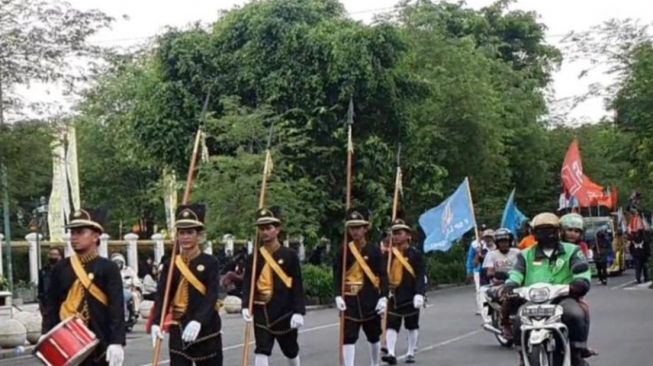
[514,283,571,366]
[123,276,141,333]
[481,284,513,347]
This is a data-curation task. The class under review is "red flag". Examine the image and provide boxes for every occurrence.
[561,139,604,207]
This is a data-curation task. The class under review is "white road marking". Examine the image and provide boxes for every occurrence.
[397,329,482,360]
[610,280,636,290]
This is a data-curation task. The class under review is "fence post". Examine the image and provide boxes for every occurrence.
[224,234,234,256]
[204,240,213,255]
[99,233,110,258]
[152,233,164,264]
[124,233,139,275]
[298,235,305,262]
[64,232,73,257]
[25,232,41,285]
[0,233,3,277]
[247,240,253,255]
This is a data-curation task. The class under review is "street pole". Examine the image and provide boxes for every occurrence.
[1,164,13,290]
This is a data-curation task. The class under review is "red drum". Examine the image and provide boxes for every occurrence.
[33,316,99,366]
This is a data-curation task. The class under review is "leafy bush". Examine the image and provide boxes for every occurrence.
[424,242,467,286]
[302,264,334,304]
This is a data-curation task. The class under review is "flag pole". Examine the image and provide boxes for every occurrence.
[381,144,401,349]
[338,96,355,366]
[464,177,480,243]
[241,125,275,366]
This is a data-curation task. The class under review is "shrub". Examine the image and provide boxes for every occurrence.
[302,264,334,304]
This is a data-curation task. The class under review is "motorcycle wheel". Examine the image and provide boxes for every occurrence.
[528,344,553,366]
[491,309,513,347]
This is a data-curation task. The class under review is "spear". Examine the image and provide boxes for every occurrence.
[241,124,275,366]
[381,144,402,348]
[338,96,355,365]
[151,90,211,366]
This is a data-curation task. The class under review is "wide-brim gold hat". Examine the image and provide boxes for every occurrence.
[66,208,105,233]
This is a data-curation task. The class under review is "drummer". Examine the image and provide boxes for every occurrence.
[42,208,126,366]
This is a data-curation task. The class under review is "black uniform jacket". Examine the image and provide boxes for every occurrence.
[334,241,389,321]
[386,246,426,309]
[242,245,306,324]
[42,256,126,348]
[153,253,222,336]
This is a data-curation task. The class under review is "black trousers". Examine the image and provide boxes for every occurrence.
[254,325,299,358]
[169,325,223,366]
[386,301,420,331]
[634,258,650,283]
[595,261,608,282]
[343,316,381,344]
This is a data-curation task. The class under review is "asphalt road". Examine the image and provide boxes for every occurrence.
[4,272,651,365]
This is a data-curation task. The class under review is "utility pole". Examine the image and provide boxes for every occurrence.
[1,165,13,290]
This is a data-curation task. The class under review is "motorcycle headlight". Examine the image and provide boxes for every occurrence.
[528,287,551,303]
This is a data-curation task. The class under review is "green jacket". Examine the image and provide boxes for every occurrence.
[508,242,591,288]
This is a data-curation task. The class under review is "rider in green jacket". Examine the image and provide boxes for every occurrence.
[503,212,592,366]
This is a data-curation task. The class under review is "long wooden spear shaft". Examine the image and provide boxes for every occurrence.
[152,91,211,366]
[381,144,402,347]
[241,125,275,366]
[338,97,355,365]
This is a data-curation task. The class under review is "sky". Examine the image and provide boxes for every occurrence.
[13,0,653,124]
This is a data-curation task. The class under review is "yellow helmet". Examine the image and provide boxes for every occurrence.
[531,213,560,229]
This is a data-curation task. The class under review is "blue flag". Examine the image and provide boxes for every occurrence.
[500,189,529,236]
[419,178,476,252]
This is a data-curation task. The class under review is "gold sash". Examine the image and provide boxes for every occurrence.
[391,247,415,278]
[70,255,108,305]
[175,256,207,295]
[260,247,293,288]
[348,242,380,288]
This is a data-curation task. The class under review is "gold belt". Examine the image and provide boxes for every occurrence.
[255,292,272,304]
[344,284,363,296]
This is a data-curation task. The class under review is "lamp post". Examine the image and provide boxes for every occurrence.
[30,196,48,271]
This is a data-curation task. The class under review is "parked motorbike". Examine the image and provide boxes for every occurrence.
[123,276,141,333]
[514,283,572,366]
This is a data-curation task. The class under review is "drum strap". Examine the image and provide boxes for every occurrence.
[391,247,416,278]
[71,255,109,306]
[349,242,380,288]
[260,246,293,288]
[175,256,207,295]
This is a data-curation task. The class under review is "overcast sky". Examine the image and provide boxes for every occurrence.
[15,0,653,124]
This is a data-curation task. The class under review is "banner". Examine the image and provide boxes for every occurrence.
[65,126,80,212]
[419,178,476,252]
[163,168,177,239]
[560,139,604,207]
[500,189,529,236]
[48,133,69,243]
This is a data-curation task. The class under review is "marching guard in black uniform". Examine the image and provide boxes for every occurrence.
[242,207,306,366]
[151,204,223,365]
[42,208,125,366]
[381,219,425,364]
[335,208,389,366]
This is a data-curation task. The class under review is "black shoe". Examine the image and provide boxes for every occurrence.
[381,347,388,355]
[405,355,416,363]
[381,354,397,365]
[572,348,591,366]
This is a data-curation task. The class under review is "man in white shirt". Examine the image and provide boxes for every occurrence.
[483,228,520,284]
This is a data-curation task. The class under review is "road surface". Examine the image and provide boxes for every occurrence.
[4,272,651,365]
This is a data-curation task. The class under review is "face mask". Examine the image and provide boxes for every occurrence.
[114,261,124,270]
[535,227,559,250]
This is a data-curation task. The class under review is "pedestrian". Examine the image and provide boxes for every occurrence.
[151,203,223,365]
[335,208,388,366]
[466,229,494,315]
[629,229,650,284]
[381,219,425,365]
[592,226,613,285]
[241,207,305,366]
[41,208,125,366]
[38,246,64,312]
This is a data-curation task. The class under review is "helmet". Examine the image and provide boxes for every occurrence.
[560,213,584,231]
[531,213,560,229]
[597,225,613,239]
[111,253,126,264]
[494,228,514,244]
[481,229,495,239]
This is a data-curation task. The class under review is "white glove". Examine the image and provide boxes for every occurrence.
[181,320,201,343]
[150,325,165,348]
[290,314,304,329]
[413,294,425,309]
[106,344,124,366]
[335,296,347,311]
[242,308,253,322]
[375,297,388,315]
